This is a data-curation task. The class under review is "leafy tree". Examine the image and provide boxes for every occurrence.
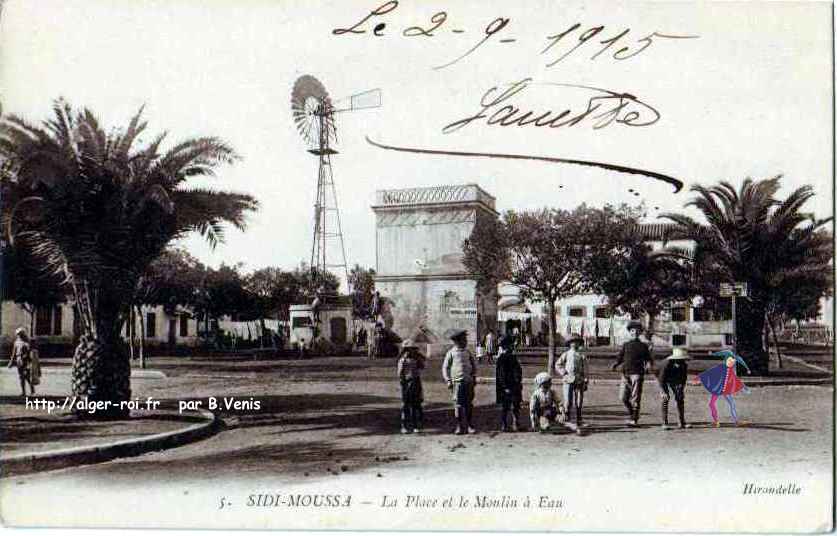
[1,241,68,335]
[762,226,832,367]
[348,264,376,320]
[0,99,258,417]
[462,212,511,293]
[204,262,256,321]
[593,226,694,342]
[136,247,207,311]
[246,266,319,321]
[462,212,511,342]
[661,176,833,375]
[504,204,639,363]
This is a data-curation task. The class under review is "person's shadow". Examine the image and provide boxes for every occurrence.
[688,420,810,432]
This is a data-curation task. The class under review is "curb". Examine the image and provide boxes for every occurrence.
[0,408,219,478]
[0,368,167,379]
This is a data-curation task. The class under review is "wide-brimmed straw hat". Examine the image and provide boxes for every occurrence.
[534,372,552,387]
[14,327,26,336]
[669,347,689,359]
[401,339,418,350]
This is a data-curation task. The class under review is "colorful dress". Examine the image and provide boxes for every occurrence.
[698,350,750,424]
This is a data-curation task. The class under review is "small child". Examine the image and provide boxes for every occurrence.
[442,329,477,435]
[529,372,563,432]
[495,335,523,432]
[657,346,690,430]
[554,336,588,435]
[397,339,425,434]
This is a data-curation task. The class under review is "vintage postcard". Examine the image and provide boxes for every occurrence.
[0,0,833,532]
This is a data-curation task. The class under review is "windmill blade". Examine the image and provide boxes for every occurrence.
[332,88,382,113]
[291,75,333,147]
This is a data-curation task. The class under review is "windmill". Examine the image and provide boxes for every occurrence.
[291,75,381,294]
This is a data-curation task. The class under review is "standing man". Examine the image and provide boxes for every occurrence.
[484,330,497,365]
[311,291,322,324]
[7,327,35,397]
[442,329,477,435]
[371,291,381,322]
[371,322,385,360]
[610,320,654,426]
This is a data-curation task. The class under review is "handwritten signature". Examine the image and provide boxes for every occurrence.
[442,78,661,135]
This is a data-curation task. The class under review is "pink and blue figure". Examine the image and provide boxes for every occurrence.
[697,350,751,427]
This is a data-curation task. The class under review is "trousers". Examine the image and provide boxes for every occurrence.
[563,382,585,425]
[619,374,644,421]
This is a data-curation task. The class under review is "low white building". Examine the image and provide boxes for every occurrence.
[1,300,201,348]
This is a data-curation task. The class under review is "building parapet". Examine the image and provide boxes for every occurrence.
[373,184,496,212]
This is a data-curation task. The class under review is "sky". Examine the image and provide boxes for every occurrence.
[1,0,833,286]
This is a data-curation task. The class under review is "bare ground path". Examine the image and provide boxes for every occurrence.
[1,355,832,531]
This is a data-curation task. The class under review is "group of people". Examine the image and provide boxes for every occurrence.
[396,320,752,435]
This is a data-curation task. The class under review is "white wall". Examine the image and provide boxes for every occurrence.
[1,300,199,346]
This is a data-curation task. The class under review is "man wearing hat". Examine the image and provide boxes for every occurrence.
[611,320,654,426]
[656,346,691,430]
[442,329,477,434]
[397,339,426,434]
[554,335,588,434]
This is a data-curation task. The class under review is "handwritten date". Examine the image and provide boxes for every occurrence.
[332,2,698,70]
[541,24,699,67]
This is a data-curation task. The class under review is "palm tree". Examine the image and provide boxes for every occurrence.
[1,99,258,417]
[661,176,832,375]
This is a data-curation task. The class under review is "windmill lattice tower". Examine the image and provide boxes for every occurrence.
[291,75,381,293]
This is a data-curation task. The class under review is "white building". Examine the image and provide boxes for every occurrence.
[1,300,201,349]
[496,223,735,349]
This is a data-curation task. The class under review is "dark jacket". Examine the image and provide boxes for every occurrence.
[495,350,523,404]
[657,358,688,385]
[614,339,652,375]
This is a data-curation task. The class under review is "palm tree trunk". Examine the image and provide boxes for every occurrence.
[25,305,34,338]
[128,306,135,361]
[767,313,783,369]
[137,305,146,370]
[546,300,557,370]
[70,282,132,419]
[735,298,769,376]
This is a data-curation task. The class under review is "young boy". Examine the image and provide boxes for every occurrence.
[7,327,35,396]
[656,346,690,430]
[442,329,477,435]
[495,335,523,432]
[397,339,425,434]
[554,336,587,435]
[529,372,563,432]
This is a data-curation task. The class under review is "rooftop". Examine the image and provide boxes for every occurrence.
[373,184,496,210]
